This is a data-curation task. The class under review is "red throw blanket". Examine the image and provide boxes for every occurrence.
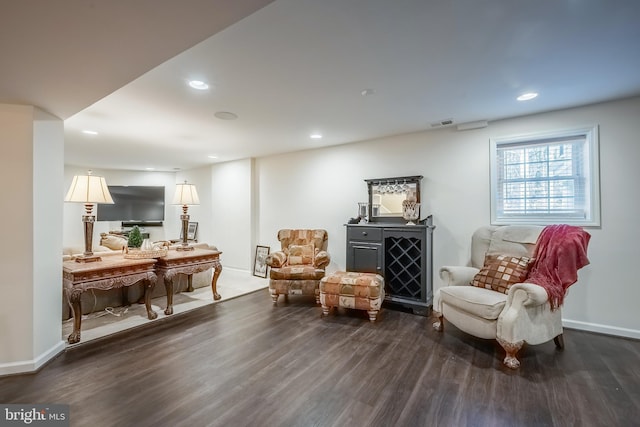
[525,224,591,310]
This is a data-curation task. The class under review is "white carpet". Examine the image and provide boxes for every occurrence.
[62,268,268,346]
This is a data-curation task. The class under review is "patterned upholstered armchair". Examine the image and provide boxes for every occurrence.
[265,229,330,304]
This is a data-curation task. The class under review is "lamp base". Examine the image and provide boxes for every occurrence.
[176,245,195,251]
[75,254,102,263]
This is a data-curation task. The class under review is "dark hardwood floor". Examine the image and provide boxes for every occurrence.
[1,289,639,427]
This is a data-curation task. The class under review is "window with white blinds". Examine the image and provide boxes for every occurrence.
[490,126,600,226]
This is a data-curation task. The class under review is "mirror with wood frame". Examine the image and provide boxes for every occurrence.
[365,175,422,223]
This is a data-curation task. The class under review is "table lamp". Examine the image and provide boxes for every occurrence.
[173,181,199,251]
[64,171,114,262]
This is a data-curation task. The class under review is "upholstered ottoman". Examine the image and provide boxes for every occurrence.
[319,271,385,321]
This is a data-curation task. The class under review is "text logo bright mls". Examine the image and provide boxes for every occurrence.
[1,404,69,426]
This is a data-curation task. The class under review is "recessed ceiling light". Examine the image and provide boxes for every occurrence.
[188,80,209,90]
[145,167,155,171]
[310,133,323,139]
[208,155,218,159]
[517,92,538,101]
[361,88,376,96]
[214,111,238,120]
[82,130,98,135]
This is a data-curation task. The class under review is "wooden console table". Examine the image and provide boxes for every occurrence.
[63,256,158,344]
[155,248,223,315]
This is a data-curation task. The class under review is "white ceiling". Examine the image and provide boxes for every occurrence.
[3,0,640,172]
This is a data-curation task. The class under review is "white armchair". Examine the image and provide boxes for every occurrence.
[434,225,573,369]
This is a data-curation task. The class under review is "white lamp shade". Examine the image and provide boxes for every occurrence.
[172,182,200,205]
[65,174,114,204]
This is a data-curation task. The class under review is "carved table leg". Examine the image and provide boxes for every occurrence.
[136,281,146,304]
[211,262,222,301]
[164,276,174,315]
[143,278,157,320]
[186,274,194,292]
[67,291,83,344]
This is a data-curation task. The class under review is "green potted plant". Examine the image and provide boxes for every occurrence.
[127,226,143,249]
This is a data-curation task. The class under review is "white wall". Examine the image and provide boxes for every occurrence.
[0,105,65,375]
[256,96,640,338]
[33,109,65,360]
[0,105,35,368]
[63,167,180,251]
[62,162,254,271]
[177,166,213,248]
[57,96,640,339]
[209,159,253,270]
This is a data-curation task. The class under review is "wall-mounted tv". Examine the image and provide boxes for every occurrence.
[97,186,165,226]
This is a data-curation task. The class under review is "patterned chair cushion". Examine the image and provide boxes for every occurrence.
[288,244,315,265]
[270,279,320,296]
[269,266,326,280]
[278,229,327,252]
[471,254,533,294]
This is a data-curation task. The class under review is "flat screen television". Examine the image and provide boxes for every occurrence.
[97,186,165,226]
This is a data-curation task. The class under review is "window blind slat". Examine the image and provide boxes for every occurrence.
[491,126,598,225]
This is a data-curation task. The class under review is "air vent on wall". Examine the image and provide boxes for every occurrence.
[430,118,454,128]
[456,120,488,131]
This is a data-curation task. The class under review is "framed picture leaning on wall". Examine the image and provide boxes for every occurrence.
[180,222,198,241]
[253,245,270,278]
[187,222,198,240]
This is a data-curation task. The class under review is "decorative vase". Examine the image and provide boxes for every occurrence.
[402,201,420,225]
[141,238,153,251]
[358,202,369,222]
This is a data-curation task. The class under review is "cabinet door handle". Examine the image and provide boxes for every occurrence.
[352,245,375,250]
[362,231,368,236]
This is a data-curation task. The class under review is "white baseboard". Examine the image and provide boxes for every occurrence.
[563,319,640,340]
[0,340,65,377]
[223,266,252,274]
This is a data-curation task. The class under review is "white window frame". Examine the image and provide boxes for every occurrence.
[490,125,601,226]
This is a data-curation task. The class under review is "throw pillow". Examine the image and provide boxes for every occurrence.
[288,244,315,265]
[100,234,128,251]
[471,254,533,294]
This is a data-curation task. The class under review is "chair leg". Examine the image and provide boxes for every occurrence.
[497,337,524,369]
[432,311,443,332]
[271,293,278,304]
[321,305,330,317]
[554,333,565,350]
